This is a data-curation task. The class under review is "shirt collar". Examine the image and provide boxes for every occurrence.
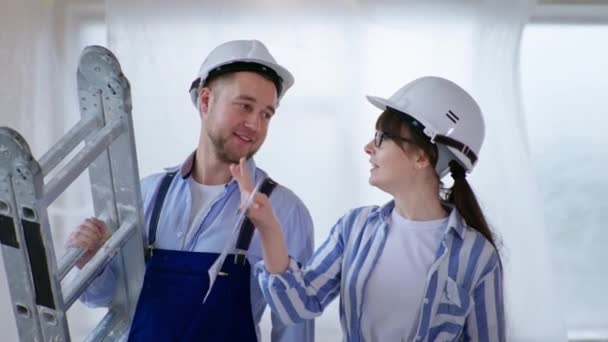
[177,151,196,178]
[444,203,466,239]
[375,200,466,240]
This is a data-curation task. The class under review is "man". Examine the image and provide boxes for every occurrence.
[68,40,315,341]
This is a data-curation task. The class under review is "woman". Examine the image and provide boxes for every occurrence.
[230,76,505,341]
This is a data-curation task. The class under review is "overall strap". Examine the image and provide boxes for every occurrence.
[234,177,277,264]
[145,171,177,259]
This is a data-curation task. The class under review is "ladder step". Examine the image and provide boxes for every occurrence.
[57,213,111,281]
[56,247,86,281]
[84,309,129,342]
[39,114,99,177]
[42,118,125,207]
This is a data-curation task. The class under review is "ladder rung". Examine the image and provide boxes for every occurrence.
[84,309,128,342]
[39,114,99,177]
[42,119,125,207]
[56,247,86,281]
[62,217,137,309]
[56,213,111,281]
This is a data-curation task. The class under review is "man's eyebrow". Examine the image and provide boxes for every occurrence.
[235,95,275,114]
[235,95,257,102]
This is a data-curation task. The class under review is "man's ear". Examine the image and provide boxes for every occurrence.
[198,87,212,118]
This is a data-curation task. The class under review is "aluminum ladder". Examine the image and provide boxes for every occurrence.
[0,45,146,341]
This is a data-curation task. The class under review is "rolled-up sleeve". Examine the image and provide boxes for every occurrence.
[267,198,316,342]
[78,260,119,307]
[78,174,160,307]
[256,213,346,326]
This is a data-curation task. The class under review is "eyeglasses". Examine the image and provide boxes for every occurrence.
[374,131,415,148]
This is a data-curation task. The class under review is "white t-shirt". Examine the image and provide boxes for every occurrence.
[183,176,225,247]
[361,209,448,342]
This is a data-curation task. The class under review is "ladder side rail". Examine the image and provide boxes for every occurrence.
[0,132,45,341]
[3,134,72,341]
[78,45,148,338]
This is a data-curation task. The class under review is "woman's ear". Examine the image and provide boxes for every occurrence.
[414,148,432,170]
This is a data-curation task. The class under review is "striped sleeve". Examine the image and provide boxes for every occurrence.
[464,255,505,342]
[255,214,347,325]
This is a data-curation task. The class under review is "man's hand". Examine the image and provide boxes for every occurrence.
[66,217,110,269]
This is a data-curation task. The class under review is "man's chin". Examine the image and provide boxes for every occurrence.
[221,150,257,164]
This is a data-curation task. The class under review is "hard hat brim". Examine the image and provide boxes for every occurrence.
[366,94,434,133]
[262,60,294,95]
[366,95,391,112]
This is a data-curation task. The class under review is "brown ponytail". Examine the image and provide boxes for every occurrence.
[447,160,499,251]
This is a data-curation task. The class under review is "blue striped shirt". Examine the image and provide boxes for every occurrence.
[80,153,315,342]
[256,201,504,341]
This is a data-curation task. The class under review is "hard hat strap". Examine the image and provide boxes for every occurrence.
[189,61,284,97]
[206,61,283,95]
[434,135,477,165]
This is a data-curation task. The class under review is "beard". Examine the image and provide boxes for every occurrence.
[207,129,259,164]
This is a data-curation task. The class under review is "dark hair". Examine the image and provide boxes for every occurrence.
[376,107,438,166]
[376,108,499,251]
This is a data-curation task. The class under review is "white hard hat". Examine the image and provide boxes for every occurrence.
[367,76,485,177]
[189,39,294,109]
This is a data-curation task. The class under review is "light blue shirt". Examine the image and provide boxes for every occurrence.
[81,152,315,342]
[256,202,504,342]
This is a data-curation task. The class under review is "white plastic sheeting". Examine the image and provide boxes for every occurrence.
[469,2,567,340]
[522,24,608,340]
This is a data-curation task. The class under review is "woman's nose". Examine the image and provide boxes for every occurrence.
[364,140,374,155]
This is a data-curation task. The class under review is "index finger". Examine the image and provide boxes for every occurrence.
[230,157,254,192]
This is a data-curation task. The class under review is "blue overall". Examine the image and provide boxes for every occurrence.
[127,172,276,342]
